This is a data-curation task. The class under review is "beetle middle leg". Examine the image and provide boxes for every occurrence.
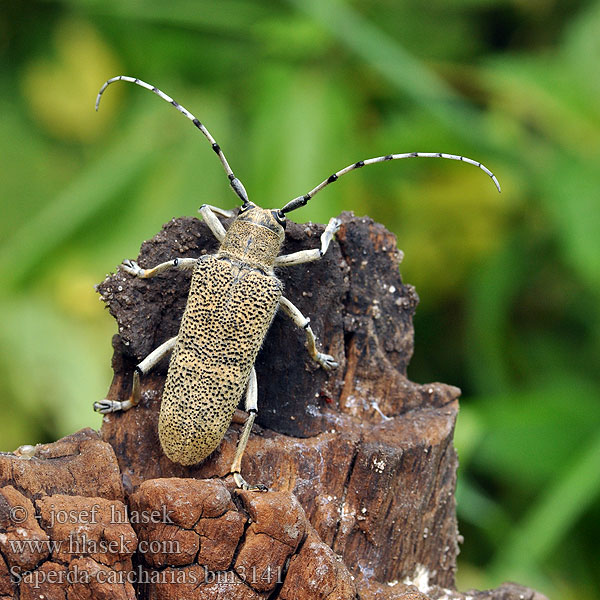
[230,367,267,492]
[273,216,341,267]
[120,257,197,279]
[278,296,338,370]
[94,335,177,414]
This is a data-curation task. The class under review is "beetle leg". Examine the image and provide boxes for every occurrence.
[121,257,197,279]
[93,371,141,414]
[200,204,235,219]
[94,335,177,414]
[273,217,341,267]
[199,204,234,242]
[136,335,178,374]
[278,296,338,370]
[231,367,267,492]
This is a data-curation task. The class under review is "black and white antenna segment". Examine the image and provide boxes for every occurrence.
[96,76,501,215]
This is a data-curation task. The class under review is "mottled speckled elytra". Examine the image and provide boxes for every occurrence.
[93,76,500,491]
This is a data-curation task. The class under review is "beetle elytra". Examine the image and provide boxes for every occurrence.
[93,76,500,490]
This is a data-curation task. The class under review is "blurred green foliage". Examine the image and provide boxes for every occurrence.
[1,0,599,597]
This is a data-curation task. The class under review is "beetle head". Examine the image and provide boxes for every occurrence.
[219,201,286,269]
[236,201,286,235]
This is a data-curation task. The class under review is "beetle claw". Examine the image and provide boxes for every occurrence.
[94,399,123,414]
[121,259,145,277]
[317,353,338,370]
[233,473,268,492]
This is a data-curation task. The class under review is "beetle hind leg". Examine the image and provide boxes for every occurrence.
[231,367,267,492]
[94,370,141,413]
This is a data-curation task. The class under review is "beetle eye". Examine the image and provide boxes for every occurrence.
[272,210,286,229]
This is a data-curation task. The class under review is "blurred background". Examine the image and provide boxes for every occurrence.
[1,0,599,597]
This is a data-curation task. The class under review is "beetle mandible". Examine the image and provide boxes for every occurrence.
[93,76,500,491]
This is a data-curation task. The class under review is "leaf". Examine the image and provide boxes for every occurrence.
[490,427,600,577]
[0,105,164,290]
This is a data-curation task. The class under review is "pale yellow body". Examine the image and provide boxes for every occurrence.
[158,215,284,465]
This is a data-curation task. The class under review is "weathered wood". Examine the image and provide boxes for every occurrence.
[0,428,123,502]
[0,430,136,599]
[0,213,547,600]
[97,213,461,586]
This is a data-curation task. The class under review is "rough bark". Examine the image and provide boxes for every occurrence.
[0,213,546,600]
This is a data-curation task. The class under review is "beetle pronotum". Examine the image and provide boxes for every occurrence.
[93,76,500,490]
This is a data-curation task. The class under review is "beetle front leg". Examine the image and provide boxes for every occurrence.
[278,296,338,370]
[199,204,235,243]
[231,367,267,492]
[94,335,178,414]
[274,217,341,267]
[121,257,197,279]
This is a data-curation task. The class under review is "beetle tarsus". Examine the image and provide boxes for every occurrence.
[121,259,146,278]
[316,353,338,370]
[94,399,126,414]
[233,472,268,492]
[94,371,140,414]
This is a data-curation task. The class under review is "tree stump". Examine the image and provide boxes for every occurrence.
[0,213,546,600]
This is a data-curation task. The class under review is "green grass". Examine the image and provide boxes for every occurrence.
[1,1,599,597]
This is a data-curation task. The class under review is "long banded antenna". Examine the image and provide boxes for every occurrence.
[96,76,249,205]
[280,152,501,214]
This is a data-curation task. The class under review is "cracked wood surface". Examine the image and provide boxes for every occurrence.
[0,431,547,600]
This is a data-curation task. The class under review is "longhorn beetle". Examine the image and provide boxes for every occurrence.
[93,76,501,491]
